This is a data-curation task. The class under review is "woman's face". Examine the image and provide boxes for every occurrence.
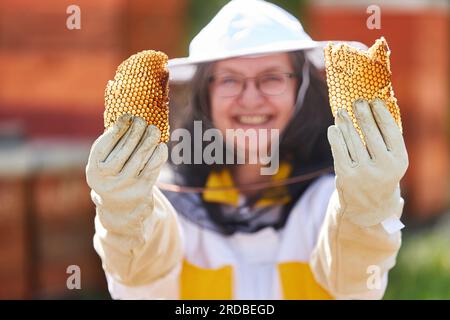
[209,53,298,153]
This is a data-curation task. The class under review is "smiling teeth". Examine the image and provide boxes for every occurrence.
[237,115,269,124]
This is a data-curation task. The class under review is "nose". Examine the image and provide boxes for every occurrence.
[237,79,264,110]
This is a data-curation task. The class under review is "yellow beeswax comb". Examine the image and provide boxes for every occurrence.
[324,37,402,142]
[104,50,170,143]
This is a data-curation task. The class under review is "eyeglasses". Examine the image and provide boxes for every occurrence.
[209,72,298,97]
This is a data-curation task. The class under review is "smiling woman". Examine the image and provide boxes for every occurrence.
[209,54,298,152]
[170,49,333,194]
[87,0,409,300]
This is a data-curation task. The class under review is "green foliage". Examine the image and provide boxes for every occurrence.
[384,214,450,299]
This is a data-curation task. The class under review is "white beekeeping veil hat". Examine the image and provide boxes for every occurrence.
[168,0,366,82]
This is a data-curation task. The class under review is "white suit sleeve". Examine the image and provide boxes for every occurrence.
[310,189,403,299]
[93,187,183,292]
[105,260,181,300]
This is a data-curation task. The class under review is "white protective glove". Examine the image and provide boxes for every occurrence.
[311,98,409,299]
[86,114,182,287]
[327,98,408,227]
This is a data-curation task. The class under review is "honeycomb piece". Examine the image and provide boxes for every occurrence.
[324,37,402,143]
[104,50,170,142]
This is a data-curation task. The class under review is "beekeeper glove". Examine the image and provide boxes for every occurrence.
[327,98,408,227]
[86,114,182,286]
[311,99,408,299]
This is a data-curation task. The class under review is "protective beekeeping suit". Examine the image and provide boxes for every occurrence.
[86,0,408,299]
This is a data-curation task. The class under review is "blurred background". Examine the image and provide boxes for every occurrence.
[0,0,448,299]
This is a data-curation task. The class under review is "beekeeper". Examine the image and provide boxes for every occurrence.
[86,0,408,299]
